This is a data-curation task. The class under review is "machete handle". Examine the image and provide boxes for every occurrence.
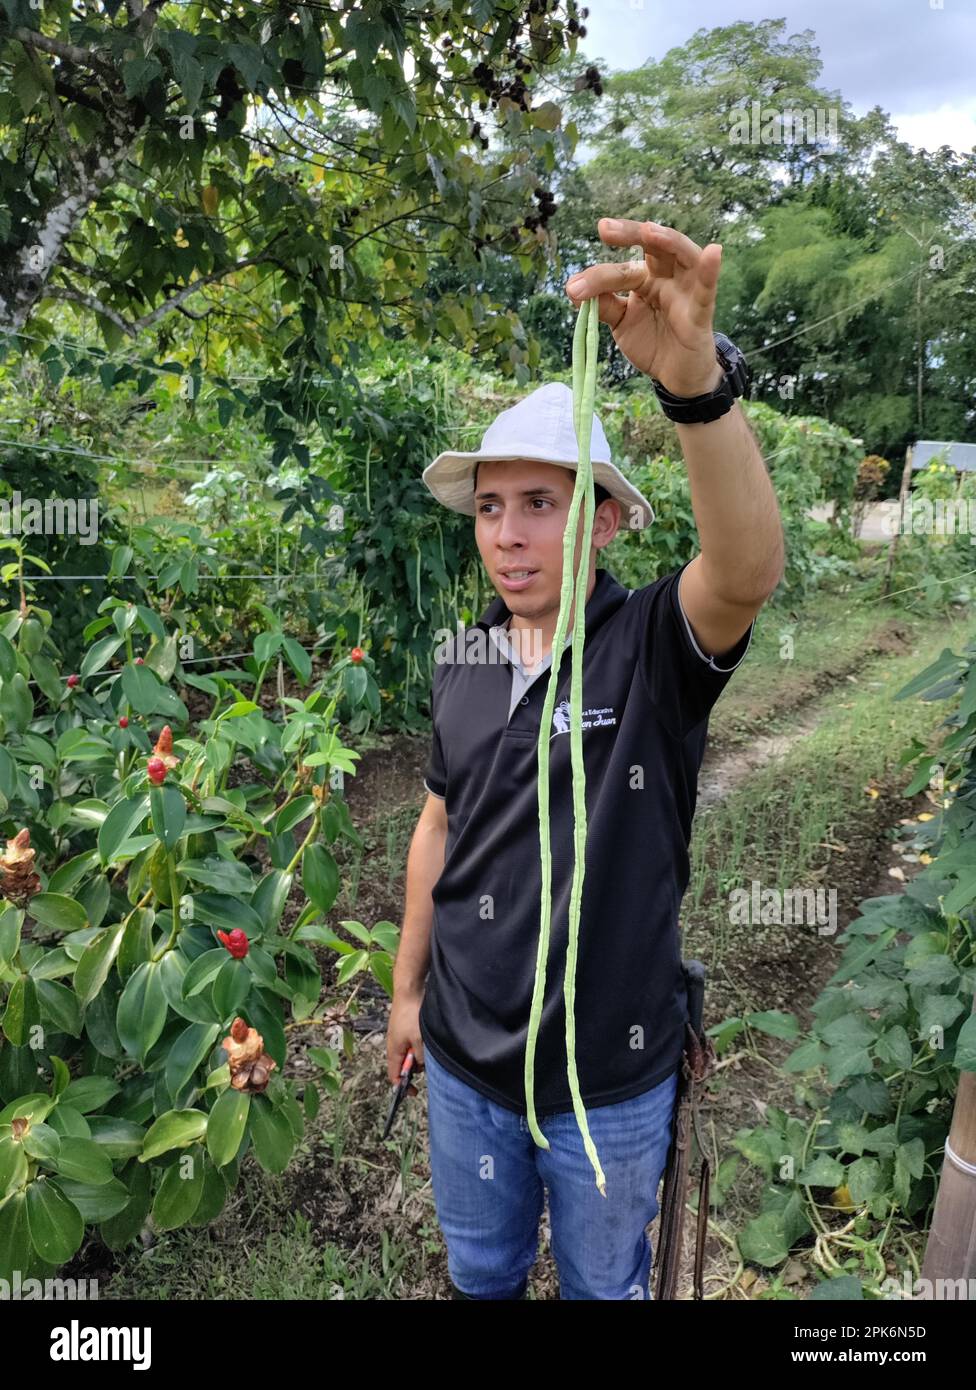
[682,958,706,1037]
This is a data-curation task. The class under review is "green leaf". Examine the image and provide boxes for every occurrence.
[737,1209,791,1267]
[165,1022,220,1102]
[370,950,394,998]
[254,630,282,665]
[80,634,125,679]
[86,1117,146,1162]
[98,1159,151,1250]
[52,1176,129,1223]
[30,652,63,705]
[206,1087,250,1168]
[0,744,16,799]
[26,1177,84,1264]
[0,1094,56,1128]
[797,1152,846,1187]
[73,923,125,1006]
[955,1014,976,1070]
[140,1109,208,1162]
[108,545,134,580]
[2,975,39,1046]
[177,858,254,895]
[189,892,263,940]
[181,947,228,998]
[0,1134,29,1199]
[252,869,292,932]
[151,1143,205,1230]
[62,1075,122,1115]
[846,1157,882,1204]
[302,843,339,914]
[50,1136,114,1186]
[273,796,315,837]
[35,980,83,1037]
[56,729,113,763]
[98,795,150,865]
[116,960,168,1064]
[2,672,33,732]
[0,633,16,683]
[0,904,23,964]
[28,893,88,933]
[150,783,186,851]
[212,955,252,1022]
[874,1025,913,1071]
[0,1190,32,1282]
[335,948,368,984]
[122,54,163,99]
[809,1275,864,1300]
[282,637,311,685]
[171,49,204,113]
[745,1010,800,1040]
[248,1096,295,1173]
[121,661,161,714]
[824,1042,874,1086]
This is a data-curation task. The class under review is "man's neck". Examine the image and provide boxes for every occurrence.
[505,567,599,668]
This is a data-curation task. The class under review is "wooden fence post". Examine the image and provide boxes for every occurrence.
[882,445,915,598]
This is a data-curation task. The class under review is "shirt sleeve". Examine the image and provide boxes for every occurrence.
[423,721,447,799]
[635,559,755,742]
[422,664,448,799]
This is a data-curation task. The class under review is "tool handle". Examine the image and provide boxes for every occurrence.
[682,959,706,1037]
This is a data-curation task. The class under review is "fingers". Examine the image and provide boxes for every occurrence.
[636,221,703,270]
[566,258,646,306]
[690,243,722,328]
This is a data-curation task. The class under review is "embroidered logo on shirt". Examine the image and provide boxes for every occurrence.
[551,699,618,736]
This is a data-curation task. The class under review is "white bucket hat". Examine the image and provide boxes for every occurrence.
[422,382,655,529]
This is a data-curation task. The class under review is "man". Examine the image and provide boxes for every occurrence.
[386,217,785,1300]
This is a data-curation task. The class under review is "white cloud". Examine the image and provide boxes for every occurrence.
[888,104,976,155]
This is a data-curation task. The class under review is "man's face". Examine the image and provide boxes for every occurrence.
[473,458,620,618]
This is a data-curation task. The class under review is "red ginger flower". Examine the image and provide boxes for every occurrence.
[0,829,41,907]
[147,757,166,785]
[221,1016,276,1093]
[350,646,364,663]
[152,724,180,770]
[217,928,249,959]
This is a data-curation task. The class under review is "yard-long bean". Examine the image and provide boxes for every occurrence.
[524,296,607,1196]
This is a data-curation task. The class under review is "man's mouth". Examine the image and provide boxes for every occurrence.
[498,568,538,590]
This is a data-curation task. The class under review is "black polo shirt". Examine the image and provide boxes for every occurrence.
[419,560,755,1115]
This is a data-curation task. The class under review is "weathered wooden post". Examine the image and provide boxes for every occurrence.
[919,992,976,1298]
[882,444,915,598]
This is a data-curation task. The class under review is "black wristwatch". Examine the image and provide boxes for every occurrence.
[651,332,749,424]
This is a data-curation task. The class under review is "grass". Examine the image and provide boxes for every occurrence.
[686,605,974,978]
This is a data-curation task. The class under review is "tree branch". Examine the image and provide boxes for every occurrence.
[43,286,134,334]
[44,245,287,336]
[13,28,115,83]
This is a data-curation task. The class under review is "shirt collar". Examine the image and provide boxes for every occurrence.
[476,567,631,644]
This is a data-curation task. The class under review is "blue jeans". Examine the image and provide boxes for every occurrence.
[424,1048,680,1300]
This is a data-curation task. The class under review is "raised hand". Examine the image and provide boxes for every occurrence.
[565,218,724,398]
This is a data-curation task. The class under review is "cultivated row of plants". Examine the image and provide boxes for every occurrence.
[718,642,976,1296]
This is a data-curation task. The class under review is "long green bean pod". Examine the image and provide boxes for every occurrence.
[524,296,607,1196]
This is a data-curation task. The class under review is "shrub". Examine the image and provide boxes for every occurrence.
[0,552,396,1279]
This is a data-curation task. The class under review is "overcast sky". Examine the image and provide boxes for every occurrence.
[578,0,976,153]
